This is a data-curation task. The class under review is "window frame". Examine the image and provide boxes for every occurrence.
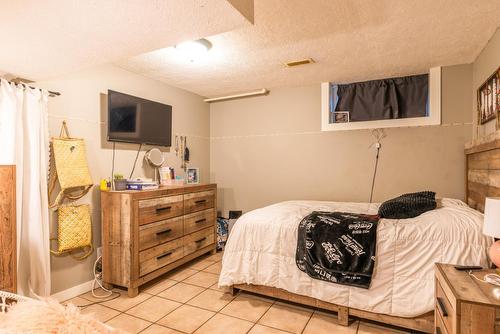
[321,67,441,131]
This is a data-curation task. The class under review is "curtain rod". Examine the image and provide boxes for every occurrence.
[2,78,61,97]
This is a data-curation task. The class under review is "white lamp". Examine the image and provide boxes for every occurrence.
[483,197,500,268]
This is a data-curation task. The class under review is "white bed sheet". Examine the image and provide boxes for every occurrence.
[219,199,492,317]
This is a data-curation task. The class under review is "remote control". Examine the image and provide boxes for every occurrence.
[454,265,483,271]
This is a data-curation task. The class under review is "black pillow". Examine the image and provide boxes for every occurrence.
[378,191,437,219]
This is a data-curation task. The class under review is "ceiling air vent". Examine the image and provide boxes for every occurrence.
[285,58,315,67]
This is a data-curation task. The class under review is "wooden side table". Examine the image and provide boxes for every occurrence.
[435,263,500,334]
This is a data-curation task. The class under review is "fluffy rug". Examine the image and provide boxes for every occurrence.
[0,298,128,334]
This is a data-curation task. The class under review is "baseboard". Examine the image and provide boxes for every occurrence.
[51,279,94,302]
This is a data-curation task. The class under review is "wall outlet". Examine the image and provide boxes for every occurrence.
[97,247,102,258]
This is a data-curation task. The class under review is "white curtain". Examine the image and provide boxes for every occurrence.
[0,79,51,297]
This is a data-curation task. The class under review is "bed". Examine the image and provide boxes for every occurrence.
[219,197,492,333]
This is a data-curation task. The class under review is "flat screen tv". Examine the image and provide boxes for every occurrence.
[107,90,172,146]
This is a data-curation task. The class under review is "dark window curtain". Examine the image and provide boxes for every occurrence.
[333,74,428,122]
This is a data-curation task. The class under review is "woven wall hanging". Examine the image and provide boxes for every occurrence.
[49,121,94,260]
[48,121,93,208]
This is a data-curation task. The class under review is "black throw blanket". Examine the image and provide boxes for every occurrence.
[296,211,379,289]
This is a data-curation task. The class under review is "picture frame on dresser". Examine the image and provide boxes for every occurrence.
[186,168,199,184]
[100,183,217,297]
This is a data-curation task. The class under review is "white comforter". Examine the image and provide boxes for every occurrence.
[219,199,492,317]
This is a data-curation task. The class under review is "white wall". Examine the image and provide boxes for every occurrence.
[37,64,210,294]
[210,64,472,216]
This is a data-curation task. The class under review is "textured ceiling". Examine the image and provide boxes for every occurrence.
[0,0,252,80]
[117,0,500,97]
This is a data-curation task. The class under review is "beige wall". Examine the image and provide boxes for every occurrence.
[37,65,210,294]
[473,27,500,139]
[210,64,472,216]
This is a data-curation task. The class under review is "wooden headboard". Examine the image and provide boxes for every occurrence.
[465,138,500,213]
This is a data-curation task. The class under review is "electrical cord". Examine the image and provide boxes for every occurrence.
[91,255,114,298]
[129,143,143,179]
[369,145,380,203]
[469,270,500,286]
[76,255,121,309]
[110,142,116,189]
[369,129,386,203]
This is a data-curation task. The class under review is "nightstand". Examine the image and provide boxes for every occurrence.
[435,263,500,334]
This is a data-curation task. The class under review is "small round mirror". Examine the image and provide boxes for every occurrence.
[145,148,165,183]
[145,148,164,167]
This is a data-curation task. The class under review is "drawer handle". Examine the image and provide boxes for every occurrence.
[195,218,207,224]
[157,251,173,260]
[156,228,172,236]
[437,297,448,317]
[195,237,207,244]
[195,199,207,205]
[156,205,172,213]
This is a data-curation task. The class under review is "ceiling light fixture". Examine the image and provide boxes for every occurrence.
[203,89,270,103]
[175,38,212,61]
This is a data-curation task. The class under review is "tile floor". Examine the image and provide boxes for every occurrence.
[65,252,413,334]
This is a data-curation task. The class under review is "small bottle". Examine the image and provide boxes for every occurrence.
[100,179,109,191]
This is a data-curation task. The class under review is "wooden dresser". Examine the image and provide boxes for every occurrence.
[0,165,16,293]
[101,183,217,297]
[435,263,500,334]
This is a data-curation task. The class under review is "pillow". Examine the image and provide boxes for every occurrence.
[0,298,127,334]
[378,191,437,219]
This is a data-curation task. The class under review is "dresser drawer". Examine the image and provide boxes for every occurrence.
[184,190,215,214]
[184,209,215,235]
[183,227,215,255]
[435,309,449,334]
[139,216,183,251]
[436,280,456,334]
[139,238,184,277]
[138,195,183,225]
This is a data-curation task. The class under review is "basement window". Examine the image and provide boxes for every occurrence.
[321,67,441,131]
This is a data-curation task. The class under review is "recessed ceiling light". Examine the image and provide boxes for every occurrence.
[175,38,212,62]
